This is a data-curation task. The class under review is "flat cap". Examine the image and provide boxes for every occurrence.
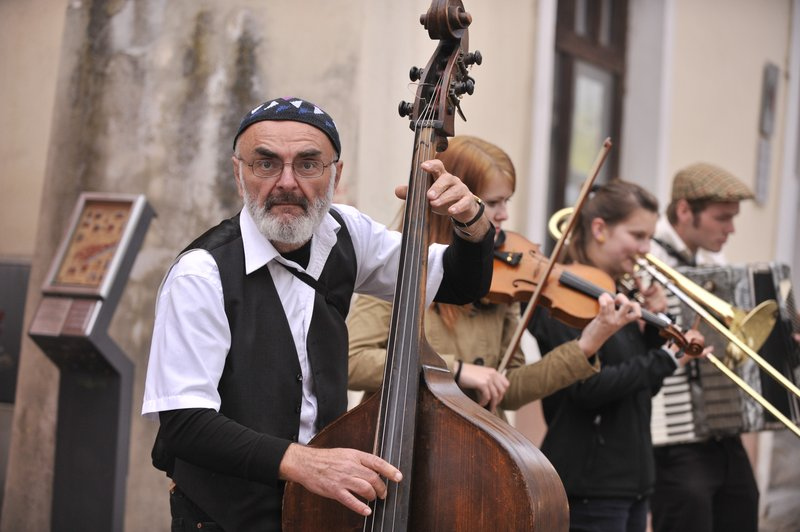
[671,162,754,202]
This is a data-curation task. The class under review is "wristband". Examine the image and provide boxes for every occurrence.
[454,360,464,383]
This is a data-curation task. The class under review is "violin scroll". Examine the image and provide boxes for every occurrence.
[660,324,705,357]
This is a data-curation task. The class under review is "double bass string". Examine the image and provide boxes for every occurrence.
[368,77,443,530]
[392,80,439,527]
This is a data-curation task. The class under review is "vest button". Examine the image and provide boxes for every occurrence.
[295,405,301,413]
[296,373,303,382]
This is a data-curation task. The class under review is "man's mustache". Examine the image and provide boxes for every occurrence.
[264,193,309,211]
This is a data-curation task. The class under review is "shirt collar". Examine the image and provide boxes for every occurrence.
[655,216,695,265]
[239,205,341,275]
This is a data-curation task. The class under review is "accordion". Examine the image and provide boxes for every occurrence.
[651,262,800,446]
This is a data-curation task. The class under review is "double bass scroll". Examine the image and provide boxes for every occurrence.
[283,1,568,531]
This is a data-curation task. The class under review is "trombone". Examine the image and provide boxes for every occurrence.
[548,208,800,437]
[640,253,778,367]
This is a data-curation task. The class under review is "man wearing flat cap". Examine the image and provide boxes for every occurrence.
[141,97,494,531]
[649,162,759,532]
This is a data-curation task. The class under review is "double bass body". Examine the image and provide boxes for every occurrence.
[282,340,568,531]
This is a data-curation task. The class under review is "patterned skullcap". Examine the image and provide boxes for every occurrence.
[671,162,754,202]
[233,97,341,156]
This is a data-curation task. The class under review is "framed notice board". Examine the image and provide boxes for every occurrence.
[41,193,150,299]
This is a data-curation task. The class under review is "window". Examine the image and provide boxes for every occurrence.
[549,0,628,215]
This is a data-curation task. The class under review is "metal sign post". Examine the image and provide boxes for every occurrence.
[28,193,155,532]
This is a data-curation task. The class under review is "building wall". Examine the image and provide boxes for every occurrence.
[668,0,791,264]
[350,1,539,231]
[0,0,68,259]
[0,1,69,529]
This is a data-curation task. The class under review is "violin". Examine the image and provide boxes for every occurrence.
[489,230,703,355]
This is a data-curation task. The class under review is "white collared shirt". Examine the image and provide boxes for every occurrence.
[142,204,445,443]
[651,216,726,367]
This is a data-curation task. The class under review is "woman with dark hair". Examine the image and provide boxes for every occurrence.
[528,180,707,532]
[347,137,641,415]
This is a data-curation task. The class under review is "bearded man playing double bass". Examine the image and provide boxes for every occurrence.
[141,97,495,531]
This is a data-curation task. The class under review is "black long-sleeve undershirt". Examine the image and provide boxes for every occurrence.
[158,408,285,487]
[434,226,495,303]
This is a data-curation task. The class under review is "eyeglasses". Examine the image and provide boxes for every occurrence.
[238,157,337,179]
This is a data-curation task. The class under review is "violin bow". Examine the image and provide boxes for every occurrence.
[496,138,613,374]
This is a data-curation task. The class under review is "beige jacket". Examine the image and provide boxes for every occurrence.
[347,295,599,412]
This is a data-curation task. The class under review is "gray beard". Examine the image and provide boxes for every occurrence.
[244,178,334,247]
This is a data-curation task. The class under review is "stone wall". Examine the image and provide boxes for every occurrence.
[2,1,368,529]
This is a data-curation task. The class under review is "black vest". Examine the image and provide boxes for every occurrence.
[171,209,356,531]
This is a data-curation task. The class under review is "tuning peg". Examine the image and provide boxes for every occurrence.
[453,79,475,96]
[398,101,414,118]
[464,50,483,66]
[409,66,423,82]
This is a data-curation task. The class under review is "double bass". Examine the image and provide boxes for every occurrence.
[282,2,568,530]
